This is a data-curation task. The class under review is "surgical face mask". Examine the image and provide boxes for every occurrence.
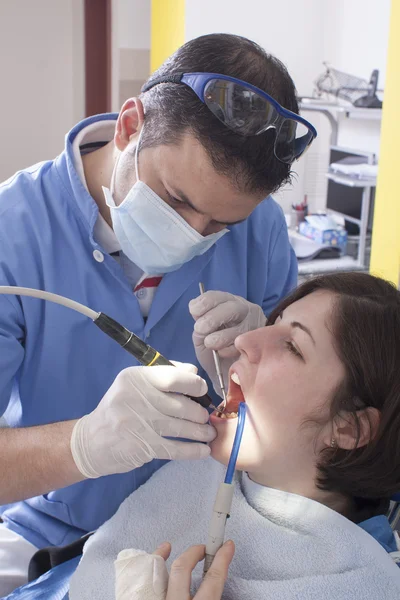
[102,128,228,275]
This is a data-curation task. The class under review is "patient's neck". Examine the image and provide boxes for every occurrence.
[247,468,352,517]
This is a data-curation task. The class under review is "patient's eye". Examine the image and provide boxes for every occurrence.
[285,341,304,360]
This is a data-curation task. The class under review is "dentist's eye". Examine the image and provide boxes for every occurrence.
[165,190,184,205]
[285,341,303,360]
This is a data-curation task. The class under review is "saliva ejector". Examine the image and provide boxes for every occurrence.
[203,401,247,575]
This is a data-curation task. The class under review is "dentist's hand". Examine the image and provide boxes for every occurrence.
[189,291,266,397]
[114,541,235,600]
[70,363,216,479]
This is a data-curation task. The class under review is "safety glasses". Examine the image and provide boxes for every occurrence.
[142,72,317,164]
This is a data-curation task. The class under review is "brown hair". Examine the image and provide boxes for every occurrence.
[268,272,400,506]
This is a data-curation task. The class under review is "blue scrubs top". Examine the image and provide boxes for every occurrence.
[0,114,297,549]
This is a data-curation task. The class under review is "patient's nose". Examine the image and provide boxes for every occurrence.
[235,327,266,363]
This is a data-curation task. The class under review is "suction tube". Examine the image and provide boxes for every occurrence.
[224,402,247,484]
[203,402,247,574]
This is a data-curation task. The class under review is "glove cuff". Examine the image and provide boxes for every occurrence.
[254,304,268,329]
[70,415,100,479]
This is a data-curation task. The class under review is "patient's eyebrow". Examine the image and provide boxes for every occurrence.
[291,321,316,346]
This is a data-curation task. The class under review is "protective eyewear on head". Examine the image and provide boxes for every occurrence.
[142,72,317,164]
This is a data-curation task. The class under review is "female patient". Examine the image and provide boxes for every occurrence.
[71,272,400,599]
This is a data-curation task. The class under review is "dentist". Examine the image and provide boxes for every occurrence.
[0,33,314,595]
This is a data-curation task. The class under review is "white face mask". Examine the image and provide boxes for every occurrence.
[102,128,228,275]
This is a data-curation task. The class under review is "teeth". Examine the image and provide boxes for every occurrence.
[218,412,238,419]
[231,372,240,385]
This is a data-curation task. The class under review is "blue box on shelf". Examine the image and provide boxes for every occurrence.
[299,215,348,253]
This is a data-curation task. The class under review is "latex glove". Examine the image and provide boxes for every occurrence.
[115,548,168,600]
[70,363,216,479]
[114,541,235,600]
[189,291,267,397]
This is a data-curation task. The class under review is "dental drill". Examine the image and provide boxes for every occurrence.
[0,285,246,576]
[0,286,218,410]
[203,401,247,574]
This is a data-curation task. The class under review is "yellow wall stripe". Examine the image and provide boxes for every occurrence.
[151,0,185,73]
[370,0,400,285]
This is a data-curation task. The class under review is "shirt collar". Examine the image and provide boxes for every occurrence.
[62,113,120,251]
[70,117,120,254]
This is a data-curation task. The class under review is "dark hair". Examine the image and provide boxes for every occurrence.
[139,33,299,195]
[269,272,400,507]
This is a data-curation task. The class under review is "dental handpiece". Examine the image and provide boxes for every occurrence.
[93,313,218,410]
[198,283,227,412]
[0,286,217,411]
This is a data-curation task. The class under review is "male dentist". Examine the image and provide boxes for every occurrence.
[0,33,315,594]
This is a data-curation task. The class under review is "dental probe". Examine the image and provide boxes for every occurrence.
[198,283,227,412]
[203,402,247,575]
[0,286,217,410]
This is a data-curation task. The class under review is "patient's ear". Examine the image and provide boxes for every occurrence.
[334,407,380,450]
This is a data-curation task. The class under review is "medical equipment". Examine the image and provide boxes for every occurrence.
[203,401,247,574]
[199,283,227,412]
[142,72,317,163]
[315,63,382,109]
[0,286,217,410]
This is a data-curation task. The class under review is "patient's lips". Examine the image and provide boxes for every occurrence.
[214,370,245,419]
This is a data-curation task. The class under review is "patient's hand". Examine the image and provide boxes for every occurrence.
[157,541,235,600]
[114,541,235,600]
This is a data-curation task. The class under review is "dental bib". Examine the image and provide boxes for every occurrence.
[71,458,400,600]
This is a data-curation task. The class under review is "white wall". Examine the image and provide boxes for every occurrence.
[117,0,151,49]
[185,0,391,212]
[186,0,324,97]
[322,0,390,156]
[323,0,390,88]
[0,0,85,182]
[111,0,122,112]
[113,0,151,109]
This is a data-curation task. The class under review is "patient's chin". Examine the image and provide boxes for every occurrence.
[210,426,263,473]
[209,436,231,466]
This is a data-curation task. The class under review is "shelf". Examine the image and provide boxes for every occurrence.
[298,256,365,276]
[327,209,361,227]
[299,99,382,121]
[326,172,376,188]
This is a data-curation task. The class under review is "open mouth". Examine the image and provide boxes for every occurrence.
[214,371,245,420]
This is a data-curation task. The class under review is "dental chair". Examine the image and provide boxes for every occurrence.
[388,493,400,531]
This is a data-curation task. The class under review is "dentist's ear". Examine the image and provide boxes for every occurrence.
[333,407,380,450]
[115,98,145,151]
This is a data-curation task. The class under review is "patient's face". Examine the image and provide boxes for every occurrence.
[210,290,346,488]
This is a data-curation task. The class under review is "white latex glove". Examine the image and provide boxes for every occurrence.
[189,291,267,397]
[115,549,169,600]
[115,541,235,600]
[70,363,216,479]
